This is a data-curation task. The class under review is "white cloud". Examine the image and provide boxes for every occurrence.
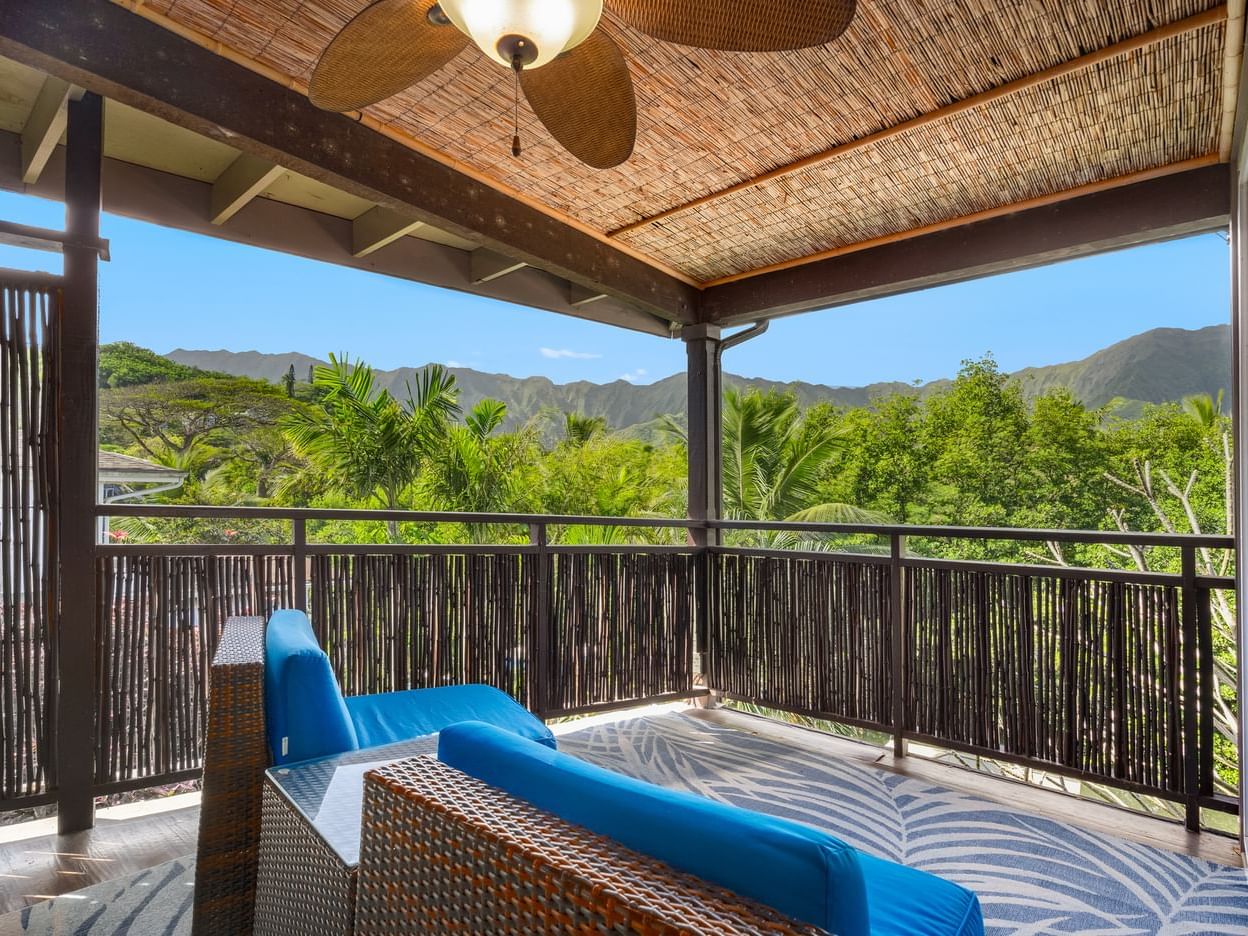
[445,360,466,368]
[540,347,601,360]
[619,368,648,383]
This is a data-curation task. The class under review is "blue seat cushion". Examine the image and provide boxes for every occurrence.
[858,853,983,936]
[438,721,870,936]
[264,609,357,765]
[347,684,555,751]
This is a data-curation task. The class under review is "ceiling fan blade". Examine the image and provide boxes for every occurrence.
[521,29,636,170]
[606,0,855,52]
[309,0,469,112]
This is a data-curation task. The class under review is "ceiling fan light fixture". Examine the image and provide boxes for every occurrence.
[438,0,603,70]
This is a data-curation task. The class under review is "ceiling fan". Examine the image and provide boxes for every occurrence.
[309,0,856,170]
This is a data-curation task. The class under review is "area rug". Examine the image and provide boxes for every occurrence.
[0,856,192,934]
[4,713,1245,935]
[559,713,1248,936]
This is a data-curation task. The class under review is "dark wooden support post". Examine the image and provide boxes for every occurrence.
[1230,109,1247,855]
[1180,545,1201,832]
[890,534,908,759]
[1197,584,1215,800]
[684,324,722,550]
[528,522,551,717]
[292,517,307,612]
[57,91,103,834]
[683,325,721,692]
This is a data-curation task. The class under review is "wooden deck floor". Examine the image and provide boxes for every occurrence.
[0,704,1238,918]
[0,797,199,916]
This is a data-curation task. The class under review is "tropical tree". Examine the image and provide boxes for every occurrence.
[281,355,458,541]
[562,412,608,446]
[100,377,296,474]
[1100,393,1238,795]
[419,398,535,540]
[665,389,880,547]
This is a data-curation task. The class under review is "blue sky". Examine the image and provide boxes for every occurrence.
[0,189,1228,387]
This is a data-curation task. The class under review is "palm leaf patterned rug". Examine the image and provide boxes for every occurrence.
[0,857,194,935]
[2,712,1244,935]
[560,713,1248,936]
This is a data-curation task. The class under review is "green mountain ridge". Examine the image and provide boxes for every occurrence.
[165,324,1230,432]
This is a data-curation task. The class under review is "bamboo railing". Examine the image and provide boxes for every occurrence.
[47,504,1239,835]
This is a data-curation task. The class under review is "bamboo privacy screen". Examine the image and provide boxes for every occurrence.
[94,553,293,787]
[0,276,59,804]
[89,542,698,792]
[309,553,536,706]
[546,551,696,713]
[707,547,1219,811]
[308,549,697,716]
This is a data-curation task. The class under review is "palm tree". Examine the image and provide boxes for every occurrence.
[1181,389,1225,429]
[562,412,607,446]
[665,389,881,546]
[282,355,458,541]
[420,398,534,540]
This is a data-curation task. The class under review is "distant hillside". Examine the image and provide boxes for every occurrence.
[166,324,1230,432]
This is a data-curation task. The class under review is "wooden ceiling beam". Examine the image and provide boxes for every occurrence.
[20,75,74,184]
[701,162,1230,323]
[210,153,283,225]
[0,0,698,324]
[352,206,424,258]
[609,5,1229,240]
[0,129,675,337]
[704,156,1221,288]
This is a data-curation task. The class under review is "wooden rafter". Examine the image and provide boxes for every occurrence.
[0,128,676,337]
[1221,0,1246,159]
[210,153,283,225]
[609,5,1230,240]
[352,206,423,258]
[471,249,528,284]
[569,284,608,307]
[0,0,699,323]
[20,75,73,184]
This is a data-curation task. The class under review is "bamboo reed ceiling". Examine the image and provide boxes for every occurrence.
[124,0,1235,284]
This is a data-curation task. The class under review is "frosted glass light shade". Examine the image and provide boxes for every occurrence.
[440,0,603,69]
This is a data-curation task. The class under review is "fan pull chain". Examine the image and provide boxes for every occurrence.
[511,57,522,158]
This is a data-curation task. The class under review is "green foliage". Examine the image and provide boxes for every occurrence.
[100,375,302,501]
[281,355,458,517]
[562,412,608,446]
[96,342,1240,803]
[719,389,879,527]
[99,342,228,387]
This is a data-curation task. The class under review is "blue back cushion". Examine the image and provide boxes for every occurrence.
[346,684,556,751]
[439,721,870,936]
[264,609,358,765]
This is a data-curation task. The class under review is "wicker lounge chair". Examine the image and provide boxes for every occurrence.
[195,615,982,936]
[356,756,829,935]
[193,617,836,935]
[192,613,551,936]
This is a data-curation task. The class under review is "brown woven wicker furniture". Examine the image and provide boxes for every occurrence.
[355,755,829,935]
[194,613,554,935]
[194,615,268,936]
[253,736,437,936]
